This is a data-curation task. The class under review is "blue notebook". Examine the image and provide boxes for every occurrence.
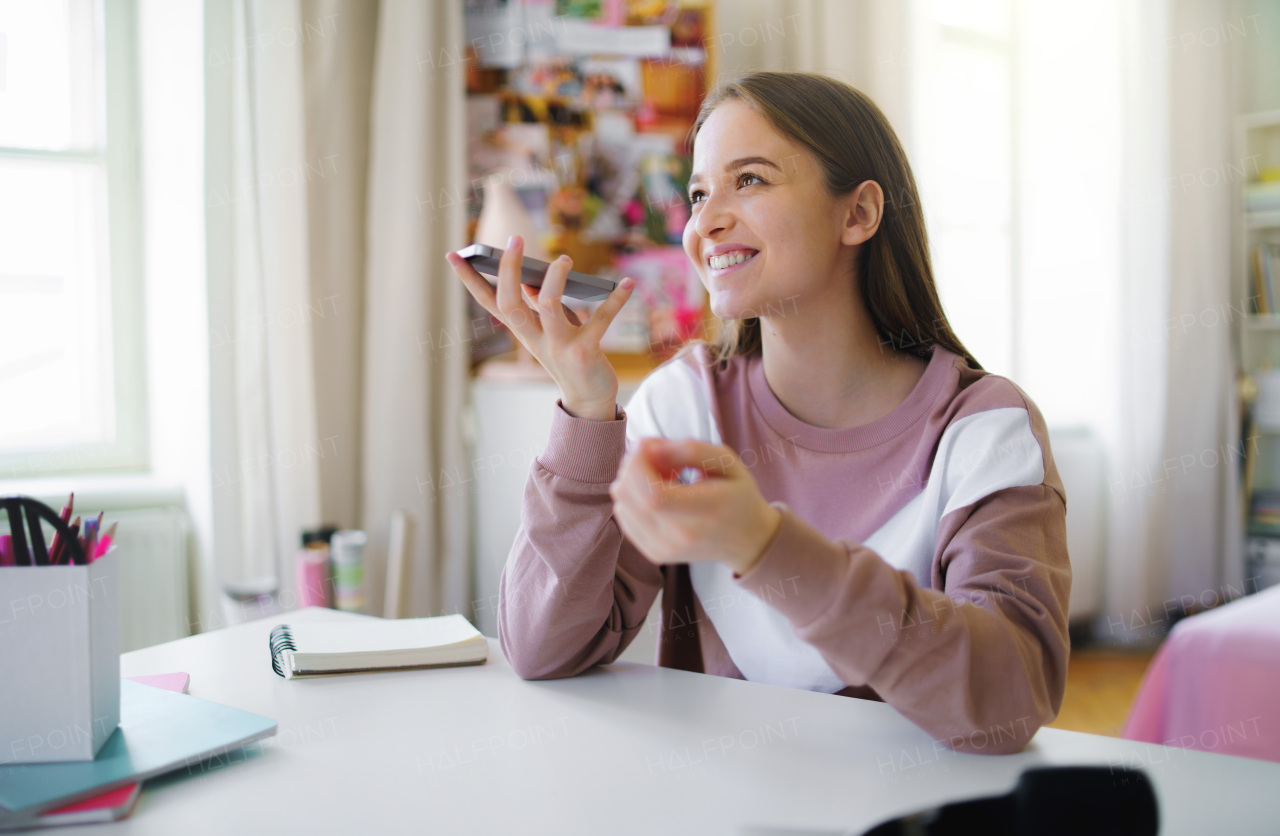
[0,679,277,824]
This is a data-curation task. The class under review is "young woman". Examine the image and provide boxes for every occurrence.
[446,72,1070,755]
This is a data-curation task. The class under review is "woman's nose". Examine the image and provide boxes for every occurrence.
[693,190,733,239]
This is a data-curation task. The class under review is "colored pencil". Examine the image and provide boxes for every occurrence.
[96,522,118,559]
[65,517,82,565]
[48,493,75,565]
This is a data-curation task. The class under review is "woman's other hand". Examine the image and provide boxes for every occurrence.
[446,235,635,422]
[610,438,783,575]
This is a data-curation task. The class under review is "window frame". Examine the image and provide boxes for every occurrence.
[0,0,148,479]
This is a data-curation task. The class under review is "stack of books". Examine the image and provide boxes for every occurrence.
[1245,181,1280,213]
[1249,243,1280,314]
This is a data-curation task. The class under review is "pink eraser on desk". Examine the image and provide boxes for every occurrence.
[126,673,191,694]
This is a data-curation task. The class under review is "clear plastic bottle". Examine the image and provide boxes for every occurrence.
[329,530,368,613]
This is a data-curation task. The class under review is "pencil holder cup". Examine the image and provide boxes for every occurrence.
[0,498,121,764]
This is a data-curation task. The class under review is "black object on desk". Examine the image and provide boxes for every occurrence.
[860,765,1158,836]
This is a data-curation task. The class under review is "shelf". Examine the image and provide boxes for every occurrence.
[1238,108,1280,131]
[1244,314,1280,331]
[1237,110,1280,569]
[1245,210,1280,230]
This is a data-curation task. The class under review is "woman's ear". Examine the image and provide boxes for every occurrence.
[840,180,884,247]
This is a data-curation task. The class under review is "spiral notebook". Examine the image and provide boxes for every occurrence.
[269,614,488,679]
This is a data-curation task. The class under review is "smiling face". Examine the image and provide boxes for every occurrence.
[682,99,858,324]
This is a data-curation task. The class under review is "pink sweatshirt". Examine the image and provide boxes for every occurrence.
[497,343,1071,754]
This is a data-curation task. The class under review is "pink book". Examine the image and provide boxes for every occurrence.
[24,674,191,828]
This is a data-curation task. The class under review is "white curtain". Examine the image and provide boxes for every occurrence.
[715,0,912,142]
[300,0,379,539]
[1014,1,1176,640]
[205,0,324,597]
[361,0,471,618]
[1164,0,1240,598]
[1108,0,1177,634]
[204,0,471,618]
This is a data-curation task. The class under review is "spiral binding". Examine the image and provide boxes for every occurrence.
[269,624,296,677]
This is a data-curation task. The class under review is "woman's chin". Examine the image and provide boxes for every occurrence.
[709,290,786,323]
[708,291,755,322]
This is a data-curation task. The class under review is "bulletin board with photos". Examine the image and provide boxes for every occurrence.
[462,0,715,376]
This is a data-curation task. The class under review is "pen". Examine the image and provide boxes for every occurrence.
[83,519,99,567]
[61,516,82,566]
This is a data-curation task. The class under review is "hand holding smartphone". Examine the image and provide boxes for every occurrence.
[446,236,635,422]
[454,244,618,302]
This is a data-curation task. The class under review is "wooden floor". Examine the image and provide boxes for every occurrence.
[1047,648,1156,737]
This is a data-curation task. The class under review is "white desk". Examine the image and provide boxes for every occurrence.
[113,608,1279,835]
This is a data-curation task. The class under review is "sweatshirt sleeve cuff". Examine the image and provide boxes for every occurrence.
[536,400,628,484]
[734,503,850,630]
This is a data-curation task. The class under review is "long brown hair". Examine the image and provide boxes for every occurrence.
[690,71,980,370]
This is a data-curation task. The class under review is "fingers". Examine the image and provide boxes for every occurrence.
[614,440,711,513]
[611,442,722,563]
[580,276,636,344]
[613,443,664,509]
[445,252,501,319]
[495,236,540,342]
[640,439,742,479]
[612,439,745,521]
[527,289,585,326]
[611,499,669,566]
[536,255,576,339]
[449,238,621,352]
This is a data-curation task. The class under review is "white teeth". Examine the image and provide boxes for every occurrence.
[709,251,756,270]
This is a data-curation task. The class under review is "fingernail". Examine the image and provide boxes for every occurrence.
[620,277,634,290]
[507,235,518,249]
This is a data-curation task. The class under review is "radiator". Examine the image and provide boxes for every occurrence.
[1049,427,1106,623]
[85,505,192,652]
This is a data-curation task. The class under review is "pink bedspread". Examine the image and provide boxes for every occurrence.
[1122,583,1280,763]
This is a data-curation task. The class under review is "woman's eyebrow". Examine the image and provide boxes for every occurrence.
[688,156,782,185]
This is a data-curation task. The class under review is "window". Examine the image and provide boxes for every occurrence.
[910,0,1016,378]
[0,0,145,478]
[910,0,1127,430]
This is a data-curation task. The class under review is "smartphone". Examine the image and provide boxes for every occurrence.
[455,244,619,302]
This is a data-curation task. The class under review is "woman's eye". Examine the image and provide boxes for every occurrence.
[689,173,764,205]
